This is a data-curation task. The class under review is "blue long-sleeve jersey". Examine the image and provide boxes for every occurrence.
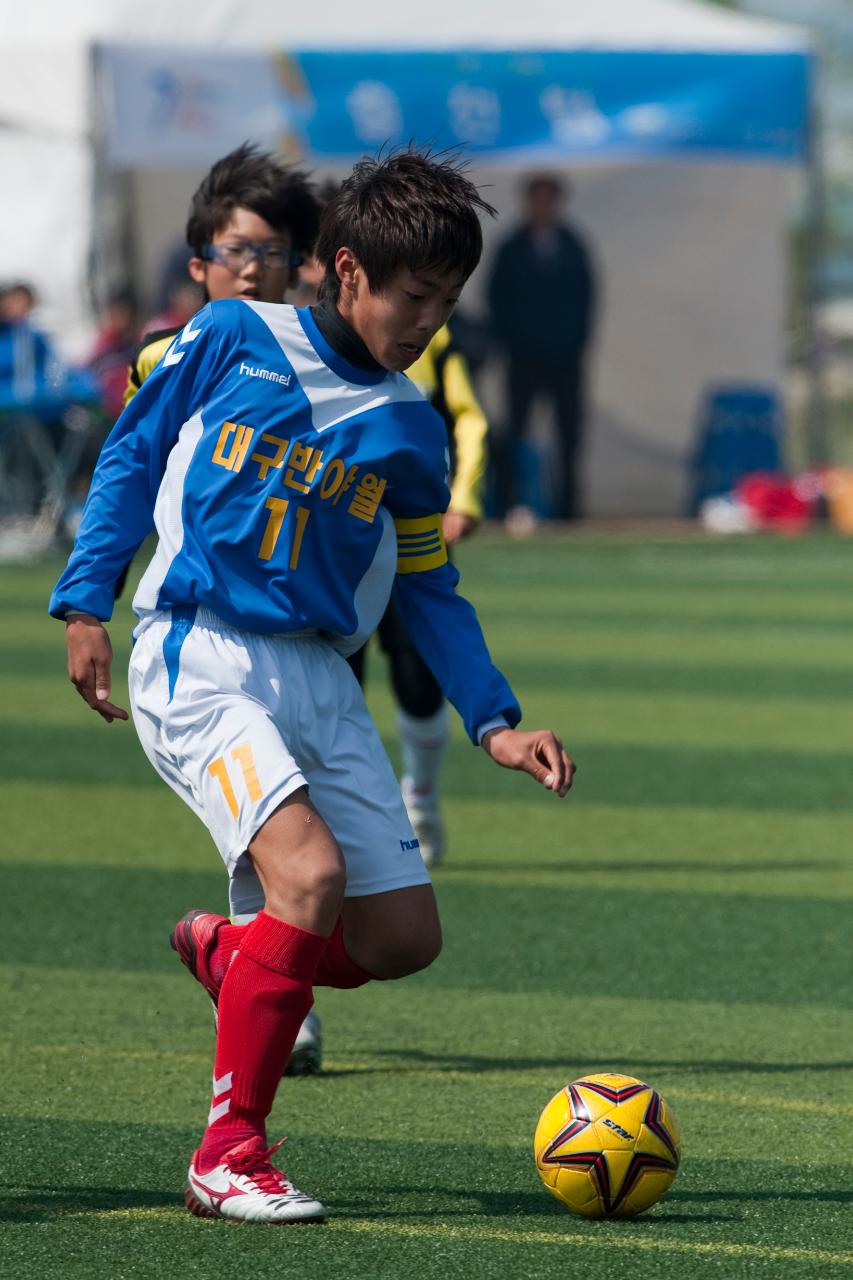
[50,300,520,743]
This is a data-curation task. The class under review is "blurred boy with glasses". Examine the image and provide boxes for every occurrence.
[125,144,318,402]
[120,144,324,1075]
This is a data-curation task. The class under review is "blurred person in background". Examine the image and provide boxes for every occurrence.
[487,173,597,529]
[155,238,193,313]
[0,281,37,325]
[141,278,206,342]
[56,289,143,531]
[0,279,93,419]
[295,226,490,868]
[0,281,100,535]
[0,281,60,402]
[85,289,139,421]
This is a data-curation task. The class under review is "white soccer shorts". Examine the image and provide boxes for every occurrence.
[128,608,430,912]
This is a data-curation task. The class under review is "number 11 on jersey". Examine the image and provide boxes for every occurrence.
[259,498,310,568]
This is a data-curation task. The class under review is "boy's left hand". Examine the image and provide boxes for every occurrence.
[442,511,478,545]
[482,727,575,797]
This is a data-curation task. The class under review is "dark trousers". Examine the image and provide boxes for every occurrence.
[347,593,443,719]
[496,355,585,521]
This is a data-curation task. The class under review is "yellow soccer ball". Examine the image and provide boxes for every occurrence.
[533,1073,681,1219]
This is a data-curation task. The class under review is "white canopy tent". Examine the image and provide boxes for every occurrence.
[0,0,807,49]
[0,0,811,514]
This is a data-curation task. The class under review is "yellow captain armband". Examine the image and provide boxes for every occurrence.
[394,514,448,574]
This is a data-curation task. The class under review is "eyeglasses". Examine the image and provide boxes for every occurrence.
[201,241,304,272]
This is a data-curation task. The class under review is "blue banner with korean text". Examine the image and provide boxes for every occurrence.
[291,49,810,163]
[97,44,811,168]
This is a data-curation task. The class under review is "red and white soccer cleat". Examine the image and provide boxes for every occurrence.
[185,1136,325,1223]
[169,908,230,1004]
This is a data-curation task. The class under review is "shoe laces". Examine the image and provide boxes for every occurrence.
[226,1137,292,1194]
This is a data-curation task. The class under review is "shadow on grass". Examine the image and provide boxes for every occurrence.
[0,1183,740,1228]
[440,860,845,876]
[351,1049,853,1077]
[330,1186,738,1226]
[8,862,853,1012]
[668,1188,853,1205]
[8,728,853,814]
[0,1184,179,1223]
[332,1186,566,1221]
[629,1212,740,1224]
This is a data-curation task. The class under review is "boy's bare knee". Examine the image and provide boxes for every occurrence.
[342,885,442,979]
[263,860,346,922]
[371,927,442,979]
[249,794,347,930]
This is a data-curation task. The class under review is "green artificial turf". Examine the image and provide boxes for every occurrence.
[1,530,852,1278]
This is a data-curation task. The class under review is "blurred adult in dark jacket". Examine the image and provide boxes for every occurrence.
[487,174,596,523]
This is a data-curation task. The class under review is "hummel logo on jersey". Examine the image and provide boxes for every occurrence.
[164,317,204,367]
[239,362,292,387]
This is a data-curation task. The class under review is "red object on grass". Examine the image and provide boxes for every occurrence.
[735,472,816,531]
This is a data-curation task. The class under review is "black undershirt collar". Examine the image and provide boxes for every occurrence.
[310,297,384,373]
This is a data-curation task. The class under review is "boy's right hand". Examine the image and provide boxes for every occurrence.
[65,614,128,723]
[481,726,575,797]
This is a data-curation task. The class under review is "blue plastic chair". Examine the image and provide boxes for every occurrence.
[688,384,783,515]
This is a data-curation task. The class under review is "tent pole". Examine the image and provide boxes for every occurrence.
[88,44,139,314]
[802,55,829,467]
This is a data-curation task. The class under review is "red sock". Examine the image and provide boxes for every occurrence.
[313,918,375,988]
[213,916,374,993]
[209,922,245,988]
[197,911,327,1173]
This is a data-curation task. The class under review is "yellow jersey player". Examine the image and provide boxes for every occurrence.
[296,252,489,865]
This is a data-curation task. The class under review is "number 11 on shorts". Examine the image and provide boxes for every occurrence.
[209,743,264,818]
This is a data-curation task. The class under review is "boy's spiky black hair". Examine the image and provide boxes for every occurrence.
[186,143,320,257]
[314,148,496,299]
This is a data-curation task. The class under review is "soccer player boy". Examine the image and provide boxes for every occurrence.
[50,150,575,1223]
[121,143,325,1075]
